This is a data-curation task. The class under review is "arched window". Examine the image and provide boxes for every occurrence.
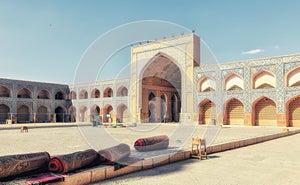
[197,76,216,92]
[91,88,100,98]
[55,91,65,100]
[252,70,275,89]
[79,89,88,99]
[286,67,300,87]
[17,88,32,98]
[0,86,10,97]
[37,89,50,99]
[104,87,113,97]
[117,86,128,96]
[223,73,244,91]
[69,91,76,99]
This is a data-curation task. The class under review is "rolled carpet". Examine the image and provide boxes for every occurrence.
[48,149,98,174]
[98,143,130,164]
[0,152,50,179]
[134,135,169,152]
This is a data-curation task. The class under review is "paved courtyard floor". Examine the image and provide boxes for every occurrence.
[0,123,293,157]
[96,133,300,185]
[0,123,299,184]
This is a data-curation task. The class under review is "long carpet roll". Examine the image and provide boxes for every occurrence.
[48,149,98,174]
[0,152,50,179]
[98,143,130,164]
[134,135,169,152]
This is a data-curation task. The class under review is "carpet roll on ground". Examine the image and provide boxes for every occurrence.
[98,143,131,164]
[134,135,169,152]
[48,149,98,174]
[0,152,50,179]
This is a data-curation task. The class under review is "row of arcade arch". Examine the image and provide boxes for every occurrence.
[0,86,129,100]
[69,103,129,123]
[197,67,300,92]
[198,95,300,127]
[70,86,128,100]
[0,87,67,100]
[0,104,68,123]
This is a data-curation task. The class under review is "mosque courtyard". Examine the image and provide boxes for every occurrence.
[0,123,289,156]
[0,123,299,184]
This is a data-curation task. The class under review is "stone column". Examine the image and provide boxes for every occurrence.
[244,113,252,126]
[277,113,287,127]
[165,92,172,122]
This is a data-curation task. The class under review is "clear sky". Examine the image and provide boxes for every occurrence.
[0,0,299,84]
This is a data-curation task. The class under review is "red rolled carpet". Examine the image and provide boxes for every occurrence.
[0,152,50,179]
[48,149,98,174]
[134,135,169,152]
[98,143,130,164]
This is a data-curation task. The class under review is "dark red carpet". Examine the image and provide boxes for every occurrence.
[98,143,130,164]
[48,149,98,174]
[134,135,169,152]
[0,152,50,179]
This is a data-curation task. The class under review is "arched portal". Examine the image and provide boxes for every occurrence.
[117,104,128,123]
[79,105,87,122]
[69,91,76,99]
[0,104,10,123]
[37,90,50,99]
[224,98,244,125]
[117,86,128,96]
[17,88,32,98]
[17,105,31,123]
[55,106,65,122]
[198,99,216,124]
[91,88,100,98]
[55,91,65,100]
[286,95,300,127]
[103,104,114,123]
[36,106,48,122]
[68,106,76,122]
[253,97,276,126]
[104,87,113,97]
[79,89,88,99]
[0,86,10,97]
[141,54,181,123]
[171,94,180,122]
[90,104,100,121]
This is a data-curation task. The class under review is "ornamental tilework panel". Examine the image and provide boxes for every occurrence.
[251,90,277,103]
[223,92,245,104]
[221,68,244,78]
[17,101,33,109]
[250,65,276,75]
[197,93,217,104]
[37,86,52,93]
[17,84,34,92]
[215,71,223,113]
[0,82,13,90]
[284,61,300,73]
[37,101,52,109]
[276,62,285,113]
[243,66,252,112]
[0,100,12,108]
[283,55,300,64]
[285,89,300,102]
[193,70,199,112]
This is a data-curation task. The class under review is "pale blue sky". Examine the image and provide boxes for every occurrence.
[0,0,299,84]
